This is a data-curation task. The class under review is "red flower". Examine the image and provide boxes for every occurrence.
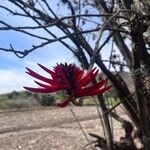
[24,63,111,107]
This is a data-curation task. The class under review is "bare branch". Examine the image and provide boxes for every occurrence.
[0,21,49,40]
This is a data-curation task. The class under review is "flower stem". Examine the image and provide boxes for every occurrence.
[69,107,95,150]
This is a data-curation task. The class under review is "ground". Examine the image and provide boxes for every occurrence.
[0,106,126,150]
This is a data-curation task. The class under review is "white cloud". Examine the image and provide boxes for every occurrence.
[0,1,80,94]
[0,69,33,94]
[0,56,77,94]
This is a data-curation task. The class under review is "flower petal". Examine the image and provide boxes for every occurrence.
[75,78,108,97]
[56,96,73,108]
[77,68,98,87]
[37,63,56,80]
[73,67,84,81]
[87,85,112,96]
[34,80,60,90]
[75,85,112,97]
[23,86,59,93]
[86,78,108,90]
[26,67,54,84]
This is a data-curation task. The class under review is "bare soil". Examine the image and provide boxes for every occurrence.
[0,106,126,150]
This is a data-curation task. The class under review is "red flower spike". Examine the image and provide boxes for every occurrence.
[34,80,60,91]
[77,70,84,80]
[24,63,111,108]
[75,85,112,97]
[86,78,108,90]
[37,63,56,80]
[23,87,57,93]
[26,67,53,84]
[86,85,112,96]
[54,64,70,88]
[78,68,98,87]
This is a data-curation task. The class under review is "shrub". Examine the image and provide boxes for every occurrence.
[36,94,55,106]
[7,93,13,99]
[0,98,39,109]
[12,91,19,97]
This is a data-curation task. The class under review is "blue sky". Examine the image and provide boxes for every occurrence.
[0,0,113,94]
[0,1,79,94]
[0,32,77,94]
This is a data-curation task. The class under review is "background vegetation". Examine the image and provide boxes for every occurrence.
[0,89,119,110]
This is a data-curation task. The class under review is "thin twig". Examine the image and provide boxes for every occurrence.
[93,98,106,139]
[104,93,135,114]
[69,108,95,150]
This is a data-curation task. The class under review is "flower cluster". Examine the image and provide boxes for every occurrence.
[24,63,111,107]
